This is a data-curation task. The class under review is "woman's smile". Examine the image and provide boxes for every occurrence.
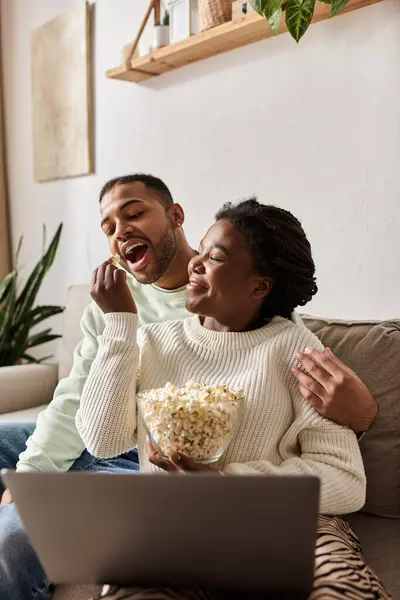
[187,276,209,292]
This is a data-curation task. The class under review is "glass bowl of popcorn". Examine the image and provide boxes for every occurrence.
[137,381,244,464]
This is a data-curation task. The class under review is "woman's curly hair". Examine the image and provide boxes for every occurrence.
[215,198,318,320]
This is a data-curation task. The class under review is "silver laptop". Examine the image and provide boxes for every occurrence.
[2,471,319,596]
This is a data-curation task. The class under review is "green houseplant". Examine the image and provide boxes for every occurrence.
[0,224,64,367]
[250,0,351,42]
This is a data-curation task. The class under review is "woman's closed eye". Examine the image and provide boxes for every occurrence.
[197,242,228,263]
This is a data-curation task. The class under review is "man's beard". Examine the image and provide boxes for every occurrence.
[132,223,177,285]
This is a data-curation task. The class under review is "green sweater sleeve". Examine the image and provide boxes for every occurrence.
[16,302,106,473]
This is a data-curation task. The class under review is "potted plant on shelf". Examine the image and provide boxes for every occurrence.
[153,10,170,48]
[0,224,64,368]
[250,0,352,42]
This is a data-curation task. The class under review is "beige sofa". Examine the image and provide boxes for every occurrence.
[1,285,399,600]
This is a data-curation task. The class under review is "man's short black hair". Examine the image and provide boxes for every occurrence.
[99,174,174,210]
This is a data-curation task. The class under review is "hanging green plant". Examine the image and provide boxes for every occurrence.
[250,0,350,42]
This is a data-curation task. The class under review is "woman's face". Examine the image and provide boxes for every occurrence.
[186,219,272,327]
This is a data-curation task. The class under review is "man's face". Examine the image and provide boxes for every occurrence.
[100,182,177,284]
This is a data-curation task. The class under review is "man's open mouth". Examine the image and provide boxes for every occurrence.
[121,241,150,272]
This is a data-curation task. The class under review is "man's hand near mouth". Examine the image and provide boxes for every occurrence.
[91,261,137,315]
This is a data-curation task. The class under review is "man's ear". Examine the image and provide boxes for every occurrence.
[169,204,185,229]
[251,276,273,301]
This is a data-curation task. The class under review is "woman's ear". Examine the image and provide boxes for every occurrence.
[169,204,185,229]
[251,276,273,301]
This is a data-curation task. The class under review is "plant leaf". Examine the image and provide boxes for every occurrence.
[14,224,62,322]
[331,0,349,16]
[1,272,19,359]
[15,236,23,264]
[42,224,47,257]
[249,0,267,14]
[8,321,59,365]
[20,305,63,329]
[286,0,316,42]
[9,305,64,340]
[0,274,17,347]
[268,7,282,33]
[0,224,63,366]
[6,320,35,366]
[37,354,53,363]
[22,352,53,364]
[250,0,283,19]
[26,330,61,349]
[318,0,331,3]
[29,305,64,328]
[0,347,13,367]
[263,0,283,18]
[264,0,283,21]
[21,352,41,364]
[0,271,17,304]
[26,327,52,345]
[27,335,61,350]
[0,311,6,355]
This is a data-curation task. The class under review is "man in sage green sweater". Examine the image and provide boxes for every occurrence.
[0,174,377,600]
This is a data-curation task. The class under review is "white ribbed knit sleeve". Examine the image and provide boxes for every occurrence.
[224,409,366,514]
[223,331,366,515]
[75,312,139,458]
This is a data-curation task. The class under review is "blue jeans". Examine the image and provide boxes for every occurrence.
[0,422,139,600]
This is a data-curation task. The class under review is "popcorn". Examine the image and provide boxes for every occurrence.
[112,253,121,265]
[138,382,243,463]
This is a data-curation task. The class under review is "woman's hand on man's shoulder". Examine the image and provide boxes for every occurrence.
[292,346,377,434]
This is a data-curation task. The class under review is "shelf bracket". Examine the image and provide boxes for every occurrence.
[124,0,160,67]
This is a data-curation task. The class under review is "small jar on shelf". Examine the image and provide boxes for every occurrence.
[168,0,200,44]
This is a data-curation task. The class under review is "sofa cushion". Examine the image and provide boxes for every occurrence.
[347,513,400,598]
[302,316,400,519]
[0,404,48,423]
[0,364,57,415]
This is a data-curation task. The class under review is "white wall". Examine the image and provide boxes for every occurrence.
[1,0,400,350]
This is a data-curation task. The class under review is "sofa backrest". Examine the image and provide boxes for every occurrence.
[302,315,400,518]
[60,286,400,518]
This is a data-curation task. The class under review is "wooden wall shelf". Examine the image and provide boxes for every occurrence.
[106,0,384,84]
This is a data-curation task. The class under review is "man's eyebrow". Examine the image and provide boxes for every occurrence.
[101,199,143,228]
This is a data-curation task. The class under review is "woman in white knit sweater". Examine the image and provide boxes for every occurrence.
[78,199,390,600]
